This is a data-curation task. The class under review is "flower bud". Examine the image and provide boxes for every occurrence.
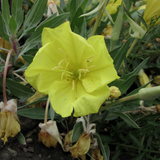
[91,147,103,160]
[27,91,46,108]
[109,86,121,98]
[38,130,57,148]
[153,75,160,85]
[138,69,151,88]
[0,99,20,144]
[70,132,91,159]
[138,86,160,100]
[64,130,72,151]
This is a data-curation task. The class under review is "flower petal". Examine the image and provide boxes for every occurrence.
[42,22,96,68]
[48,80,75,117]
[73,81,110,117]
[82,36,119,92]
[25,42,65,94]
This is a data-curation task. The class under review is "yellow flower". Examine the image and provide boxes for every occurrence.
[143,0,160,28]
[25,22,119,117]
[0,99,20,144]
[106,0,122,14]
[101,25,113,38]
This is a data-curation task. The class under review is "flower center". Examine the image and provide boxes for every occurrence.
[52,49,95,90]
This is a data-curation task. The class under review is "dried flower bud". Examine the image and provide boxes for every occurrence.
[109,86,121,99]
[64,130,72,151]
[27,91,46,108]
[153,75,160,85]
[156,105,160,113]
[0,99,20,144]
[91,147,103,160]
[38,130,57,148]
[70,132,91,159]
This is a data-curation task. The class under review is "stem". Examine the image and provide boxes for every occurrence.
[91,5,104,36]
[3,49,13,106]
[126,38,138,58]
[99,94,138,112]
[44,97,50,124]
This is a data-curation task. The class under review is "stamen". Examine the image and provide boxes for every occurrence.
[87,65,95,69]
[58,48,68,59]
[61,62,69,80]
[78,69,90,79]
[58,59,67,66]
[51,66,63,70]
[72,80,75,90]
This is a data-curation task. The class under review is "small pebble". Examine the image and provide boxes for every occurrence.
[26,138,33,144]
[7,148,17,157]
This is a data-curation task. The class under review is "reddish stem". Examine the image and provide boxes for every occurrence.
[3,49,13,106]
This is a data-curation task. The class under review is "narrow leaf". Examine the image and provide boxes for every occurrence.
[113,112,140,128]
[94,133,109,160]
[17,107,50,119]
[1,0,10,25]
[9,15,17,36]
[23,0,47,32]
[6,78,34,98]
[71,122,83,143]
[18,13,69,58]
[0,13,9,41]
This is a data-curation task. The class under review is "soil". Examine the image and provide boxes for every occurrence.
[0,116,74,160]
[0,115,134,160]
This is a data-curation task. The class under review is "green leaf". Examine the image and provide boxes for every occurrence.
[81,0,92,13]
[9,15,17,36]
[6,78,34,98]
[129,133,143,149]
[60,0,66,10]
[15,132,26,145]
[14,63,29,73]
[23,0,48,33]
[71,122,83,143]
[113,38,131,71]
[0,13,9,41]
[94,133,109,160]
[71,7,86,37]
[22,54,34,64]
[18,96,47,109]
[113,112,140,128]
[18,13,69,58]
[132,153,144,160]
[1,0,10,25]
[69,0,84,19]
[127,81,152,96]
[110,4,123,49]
[17,107,50,119]
[11,0,24,30]
[110,58,149,94]
[112,150,121,160]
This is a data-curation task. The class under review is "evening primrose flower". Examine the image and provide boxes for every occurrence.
[106,0,122,14]
[143,0,160,28]
[25,22,119,117]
